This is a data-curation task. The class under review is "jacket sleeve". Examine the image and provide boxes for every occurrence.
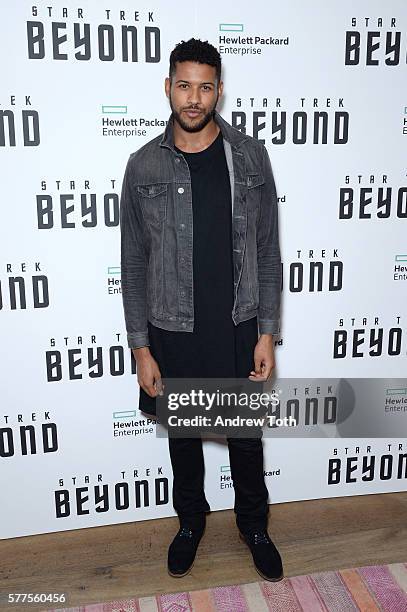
[119,154,150,349]
[257,144,282,336]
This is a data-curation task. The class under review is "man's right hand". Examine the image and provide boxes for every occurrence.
[132,347,163,397]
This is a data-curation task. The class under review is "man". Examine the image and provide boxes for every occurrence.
[120,38,283,581]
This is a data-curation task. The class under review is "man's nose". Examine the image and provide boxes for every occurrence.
[188,87,202,105]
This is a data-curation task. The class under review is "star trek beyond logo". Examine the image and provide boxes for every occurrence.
[230,97,349,145]
[328,442,407,485]
[0,412,58,458]
[54,467,169,517]
[345,17,406,66]
[339,173,407,220]
[333,316,405,359]
[1,263,49,311]
[0,95,40,147]
[265,382,337,430]
[27,6,161,63]
[45,334,136,382]
[36,178,120,229]
[285,249,343,293]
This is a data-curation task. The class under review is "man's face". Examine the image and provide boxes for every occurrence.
[165,61,223,133]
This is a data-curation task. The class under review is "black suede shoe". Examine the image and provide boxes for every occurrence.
[168,524,205,577]
[239,529,284,581]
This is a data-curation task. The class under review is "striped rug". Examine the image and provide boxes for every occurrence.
[47,562,407,611]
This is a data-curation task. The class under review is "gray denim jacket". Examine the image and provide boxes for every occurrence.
[120,109,282,349]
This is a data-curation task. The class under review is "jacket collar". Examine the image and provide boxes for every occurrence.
[159,108,249,151]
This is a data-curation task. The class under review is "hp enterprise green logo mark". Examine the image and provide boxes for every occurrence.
[102,105,127,114]
[219,24,244,32]
[108,266,121,275]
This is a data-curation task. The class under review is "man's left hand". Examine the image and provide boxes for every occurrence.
[248,334,275,381]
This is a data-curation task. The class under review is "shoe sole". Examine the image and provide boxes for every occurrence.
[167,525,206,578]
[239,531,284,582]
[168,560,195,578]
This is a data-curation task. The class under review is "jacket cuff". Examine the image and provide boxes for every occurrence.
[127,332,150,349]
[258,318,280,335]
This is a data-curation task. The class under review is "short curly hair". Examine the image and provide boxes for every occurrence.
[169,38,222,84]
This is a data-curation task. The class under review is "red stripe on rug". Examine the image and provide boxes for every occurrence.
[340,567,380,611]
[310,570,360,611]
[211,584,249,611]
[189,588,217,611]
[260,578,304,611]
[158,590,191,611]
[358,565,407,612]
[290,574,326,611]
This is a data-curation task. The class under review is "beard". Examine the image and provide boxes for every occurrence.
[169,92,219,133]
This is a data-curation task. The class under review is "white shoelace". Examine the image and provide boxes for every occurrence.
[253,532,270,544]
[178,527,193,538]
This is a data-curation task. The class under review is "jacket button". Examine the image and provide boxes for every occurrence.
[180,223,185,230]
[181,322,186,328]
[178,187,185,194]
[175,158,180,163]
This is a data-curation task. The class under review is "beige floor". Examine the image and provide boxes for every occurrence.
[1,492,406,611]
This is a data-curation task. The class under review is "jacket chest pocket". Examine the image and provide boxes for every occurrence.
[246,173,264,217]
[137,183,167,227]
[247,172,265,191]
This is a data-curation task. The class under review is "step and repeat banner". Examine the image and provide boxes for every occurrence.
[1,1,406,539]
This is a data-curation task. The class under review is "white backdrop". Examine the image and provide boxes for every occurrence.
[1,0,406,539]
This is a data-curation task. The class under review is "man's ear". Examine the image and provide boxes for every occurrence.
[165,76,170,99]
[218,79,224,99]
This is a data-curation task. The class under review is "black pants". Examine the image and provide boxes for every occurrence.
[168,433,269,533]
